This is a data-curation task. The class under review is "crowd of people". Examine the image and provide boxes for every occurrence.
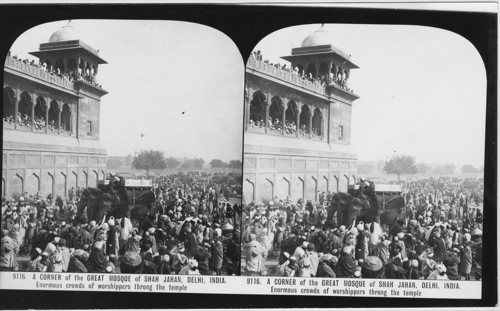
[7,52,103,88]
[242,177,483,280]
[248,116,320,138]
[1,171,242,276]
[249,50,354,93]
[3,112,70,133]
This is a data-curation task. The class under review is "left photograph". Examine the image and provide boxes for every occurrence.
[2,20,243,276]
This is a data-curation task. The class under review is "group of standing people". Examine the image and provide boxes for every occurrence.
[242,177,483,280]
[1,171,242,276]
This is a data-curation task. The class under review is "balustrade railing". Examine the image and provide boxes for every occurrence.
[247,57,355,95]
[5,56,75,90]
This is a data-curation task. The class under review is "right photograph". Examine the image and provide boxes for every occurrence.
[241,24,485,281]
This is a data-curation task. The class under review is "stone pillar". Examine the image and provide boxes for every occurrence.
[327,63,332,84]
[31,93,36,131]
[309,106,313,139]
[265,93,271,133]
[321,113,325,140]
[45,97,50,133]
[58,104,62,134]
[296,102,301,138]
[14,89,20,129]
[281,98,287,135]
[69,112,73,135]
[244,88,251,130]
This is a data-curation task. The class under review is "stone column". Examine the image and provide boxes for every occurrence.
[321,114,325,140]
[31,93,36,131]
[58,103,62,134]
[296,102,301,138]
[265,93,271,133]
[14,89,20,129]
[281,98,287,135]
[69,112,73,135]
[45,97,50,133]
[244,88,251,130]
[309,105,313,139]
[327,63,332,84]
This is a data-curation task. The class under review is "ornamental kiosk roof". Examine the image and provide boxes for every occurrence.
[281,26,359,69]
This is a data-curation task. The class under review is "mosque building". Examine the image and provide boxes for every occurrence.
[3,21,107,198]
[243,25,359,203]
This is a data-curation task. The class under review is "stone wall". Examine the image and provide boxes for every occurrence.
[243,154,357,203]
[2,150,106,198]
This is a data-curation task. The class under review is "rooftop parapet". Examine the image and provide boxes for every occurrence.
[5,56,75,91]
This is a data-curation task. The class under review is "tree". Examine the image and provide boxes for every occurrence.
[416,162,431,174]
[193,158,205,170]
[165,157,181,169]
[210,159,227,169]
[132,150,167,175]
[461,164,476,174]
[383,155,417,180]
[228,160,242,169]
[432,163,456,175]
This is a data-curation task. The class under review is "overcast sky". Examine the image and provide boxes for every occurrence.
[8,20,244,162]
[6,21,487,167]
[252,24,487,168]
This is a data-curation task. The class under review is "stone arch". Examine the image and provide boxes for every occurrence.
[297,64,304,76]
[101,170,106,181]
[293,176,305,202]
[34,96,47,131]
[312,108,322,136]
[78,59,85,76]
[18,92,33,126]
[285,101,298,123]
[319,175,329,195]
[61,103,72,132]
[3,87,16,121]
[318,62,329,78]
[85,62,91,77]
[339,174,349,193]
[276,176,290,199]
[42,172,55,198]
[258,178,273,201]
[67,58,78,74]
[48,100,60,130]
[89,170,99,188]
[44,59,52,70]
[68,171,77,193]
[55,58,65,74]
[333,175,339,193]
[269,96,284,129]
[306,176,318,201]
[352,175,357,185]
[249,91,267,125]
[299,105,311,134]
[10,174,23,196]
[81,171,88,188]
[331,63,338,76]
[56,171,67,197]
[306,63,317,78]
[243,179,255,203]
[26,173,40,195]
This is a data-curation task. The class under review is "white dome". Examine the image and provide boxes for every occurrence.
[301,25,332,47]
[49,21,81,43]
